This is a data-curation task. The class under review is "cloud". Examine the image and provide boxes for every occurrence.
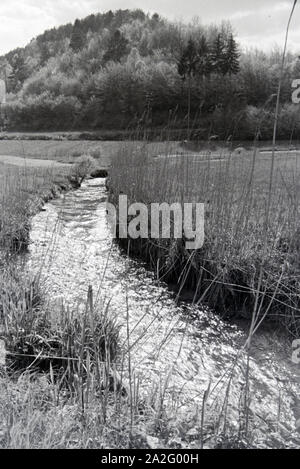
[0,0,299,55]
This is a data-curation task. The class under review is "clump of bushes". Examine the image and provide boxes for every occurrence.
[71,154,97,185]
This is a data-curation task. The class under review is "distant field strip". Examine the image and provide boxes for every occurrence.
[0,155,68,168]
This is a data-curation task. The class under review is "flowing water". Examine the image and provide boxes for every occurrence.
[26,178,299,448]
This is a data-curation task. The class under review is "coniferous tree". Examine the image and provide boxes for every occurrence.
[103,30,129,63]
[226,34,240,75]
[197,35,212,78]
[177,38,198,80]
[177,38,199,137]
[211,33,227,75]
[39,42,51,65]
[70,19,85,52]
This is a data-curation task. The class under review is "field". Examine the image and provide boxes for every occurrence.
[2,138,300,335]
[2,137,293,165]
[0,139,300,448]
[0,139,186,167]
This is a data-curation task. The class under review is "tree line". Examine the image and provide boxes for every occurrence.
[0,9,299,139]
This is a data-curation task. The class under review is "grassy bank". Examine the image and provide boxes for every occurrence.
[109,143,300,336]
[0,162,127,448]
[0,164,74,256]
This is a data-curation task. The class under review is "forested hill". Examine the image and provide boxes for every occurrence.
[0,8,300,139]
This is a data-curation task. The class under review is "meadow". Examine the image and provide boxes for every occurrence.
[2,138,300,336]
[0,139,299,448]
[0,138,184,167]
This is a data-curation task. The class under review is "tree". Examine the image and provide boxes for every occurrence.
[226,34,240,75]
[177,38,199,137]
[39,41,51,65]
[103,30,129,63]
[70,19,85,52]
[178,38,198,79]
[0,59,9,80]
[197,35,212,78]
[151,13,160,26]
[7,53,29,92]
[103,10,114,27]
[211,33,227,75]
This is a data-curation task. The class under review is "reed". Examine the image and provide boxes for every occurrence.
[0,156,296,448]
[108,139,300,335]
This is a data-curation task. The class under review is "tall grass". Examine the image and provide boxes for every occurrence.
[108,4,300,340]
[0,165,131,448]
[0,164,71,256]
[1,3,299,441]
[0,271,262,449]
[109,141,300,335]
[107,135,300,447]
[0,150,298,448]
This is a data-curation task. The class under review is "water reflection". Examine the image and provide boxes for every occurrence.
[26,178,299,448]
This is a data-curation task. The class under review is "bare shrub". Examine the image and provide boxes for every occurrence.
[71,154,97,184]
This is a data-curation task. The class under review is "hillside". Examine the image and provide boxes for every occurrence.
[0,8,299,139]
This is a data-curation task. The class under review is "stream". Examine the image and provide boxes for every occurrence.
[25,178,299,448]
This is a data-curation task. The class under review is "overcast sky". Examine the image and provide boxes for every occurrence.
[0,0,299,55]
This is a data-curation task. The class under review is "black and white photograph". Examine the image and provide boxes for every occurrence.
[0,0,299,453]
